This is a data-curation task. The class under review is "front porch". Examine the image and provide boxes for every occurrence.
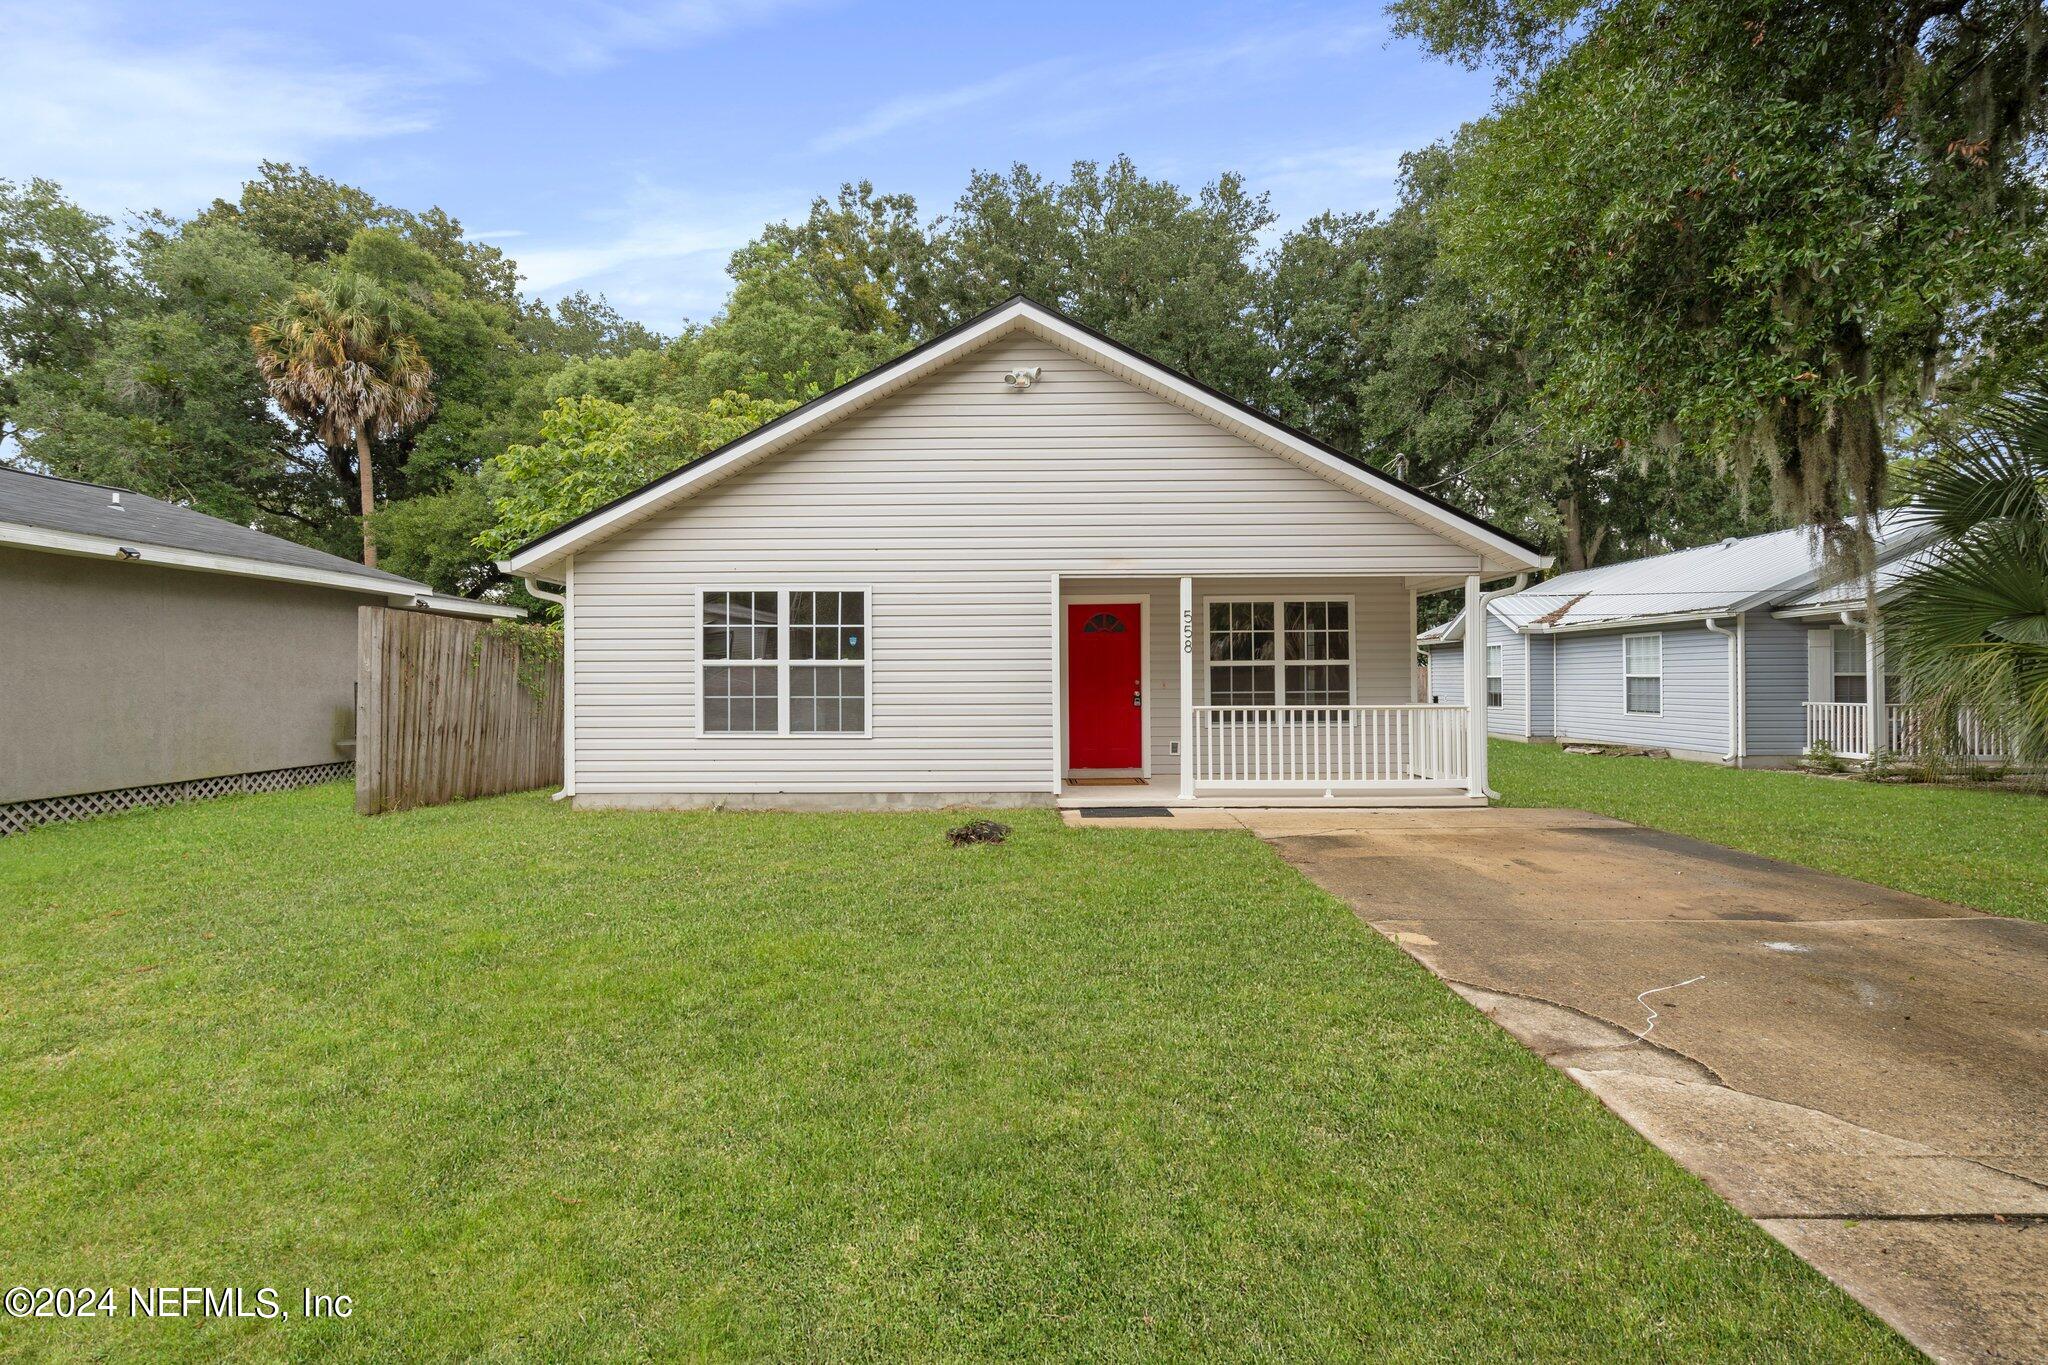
[1055,774,1483,809]
[1804,701,2009,763]
[1054,573,1493,807]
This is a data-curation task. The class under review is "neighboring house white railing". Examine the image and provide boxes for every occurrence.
[1191,704,1469,789]
[1804,702,2008,761]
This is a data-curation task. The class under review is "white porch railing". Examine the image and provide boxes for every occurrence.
[1805,701,1870,758]
[1805,702,2008,761]
[1191,704,1469,789]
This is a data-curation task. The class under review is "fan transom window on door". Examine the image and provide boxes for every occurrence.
[1080,612,1126,634]
[1204,597,1352,707]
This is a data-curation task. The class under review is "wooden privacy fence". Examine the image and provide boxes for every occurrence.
[356,606,562,815]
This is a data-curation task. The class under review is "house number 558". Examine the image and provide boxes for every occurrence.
[1181,609,1193,654]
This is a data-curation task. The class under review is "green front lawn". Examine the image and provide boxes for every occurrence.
[1492,739,2048,923]
[0,786,1905,1360]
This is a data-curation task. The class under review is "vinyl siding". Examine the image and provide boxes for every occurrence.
[1485,617,1527,738]
[1742,610,1811,758]
[1526,632,1555,737]
[570,336,1480,796]
[1422,610,1528,737]
[1425,643,1463,705]
[1551,622,1733,756]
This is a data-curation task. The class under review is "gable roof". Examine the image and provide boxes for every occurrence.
[0,466,521,615]
[1417,610,1461,645]
[497,296,1549,579]
[1471,515,1939,635]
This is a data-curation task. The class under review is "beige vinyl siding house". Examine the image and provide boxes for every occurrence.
[502,298,1547,810]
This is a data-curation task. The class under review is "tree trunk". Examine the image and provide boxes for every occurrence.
[354,427,378,568]
[1557,488,1612,573]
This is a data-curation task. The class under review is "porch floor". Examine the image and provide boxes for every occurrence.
[1054,775,1484,810]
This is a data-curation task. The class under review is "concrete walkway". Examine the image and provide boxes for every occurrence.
[1066,805,2048,1363]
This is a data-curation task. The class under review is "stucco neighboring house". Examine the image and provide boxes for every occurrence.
[1,467,518,833]
[495,296,1551,811]
[1418,517,1965,766]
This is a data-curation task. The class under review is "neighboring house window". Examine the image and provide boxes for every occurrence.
[1829,626,1900,705]
[1205,598,1352,706]
[1831,626,1868,704]
[1623,633,1662,715]
[702,589,867,735]
[1486,644,1504,709]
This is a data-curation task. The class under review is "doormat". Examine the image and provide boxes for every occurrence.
[1066,777,1147,786]
[1076,806,1175,818]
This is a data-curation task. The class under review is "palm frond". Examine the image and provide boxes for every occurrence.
[1888,385,2048,771]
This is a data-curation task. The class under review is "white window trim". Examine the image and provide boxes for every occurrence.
[1199,595,1359,708]
[694,585,874,739]
[1623,631,1663,716]
[1059,593,1151,778]
[1831,625,1868,704]
[1486,643,1504,710]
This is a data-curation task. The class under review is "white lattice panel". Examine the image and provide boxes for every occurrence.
[0,762,352,837]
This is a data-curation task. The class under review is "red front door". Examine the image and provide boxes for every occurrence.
[1067,602,1143,769]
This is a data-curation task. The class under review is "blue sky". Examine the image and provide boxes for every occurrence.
[1,1,1496,332]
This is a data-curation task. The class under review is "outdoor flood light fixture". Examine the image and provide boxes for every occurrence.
[1002,366,1041,391]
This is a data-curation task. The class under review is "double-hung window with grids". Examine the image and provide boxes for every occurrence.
[1205,598,1354,708]
[701,589,868,735]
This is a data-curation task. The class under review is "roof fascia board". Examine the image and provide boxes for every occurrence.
[0,520,426,600]
[413,595,527,620]
[498,298,1549,577]
[1529,608,1727,636]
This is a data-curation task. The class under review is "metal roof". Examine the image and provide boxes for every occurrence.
[1774,544,1938,615]
[1490,517,1934,632]
[1420,515,1935,641]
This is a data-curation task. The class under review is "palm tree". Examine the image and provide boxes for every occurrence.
[251,274,433,568]
[1886,383,2048,773]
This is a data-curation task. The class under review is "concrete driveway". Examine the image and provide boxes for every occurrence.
[1070,805,2048,1363]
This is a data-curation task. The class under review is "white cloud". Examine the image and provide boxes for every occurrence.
[0,2,821,220]
[506,181,802,331]
[811,60,1067,153]
[811,14,1381,154]
[0,5,434,217]
[487,0,821,75]
[1256,142,1410,217]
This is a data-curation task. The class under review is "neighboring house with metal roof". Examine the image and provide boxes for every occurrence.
[1418,517,1962,766]
[496,296,1551,811]
[2,467,518,832]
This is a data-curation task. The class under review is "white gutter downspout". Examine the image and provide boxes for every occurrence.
[1704,616,1744,765]
[521,574,575,801]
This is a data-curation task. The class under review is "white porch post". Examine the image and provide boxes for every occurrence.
[1049,573,1063,794]
[1866,614,1887,758]
[1408,584,1421,703]
[1463,573,1487,798]
[1178,576,1195,800]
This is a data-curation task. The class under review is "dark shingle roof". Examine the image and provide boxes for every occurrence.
[0,467,424,590]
